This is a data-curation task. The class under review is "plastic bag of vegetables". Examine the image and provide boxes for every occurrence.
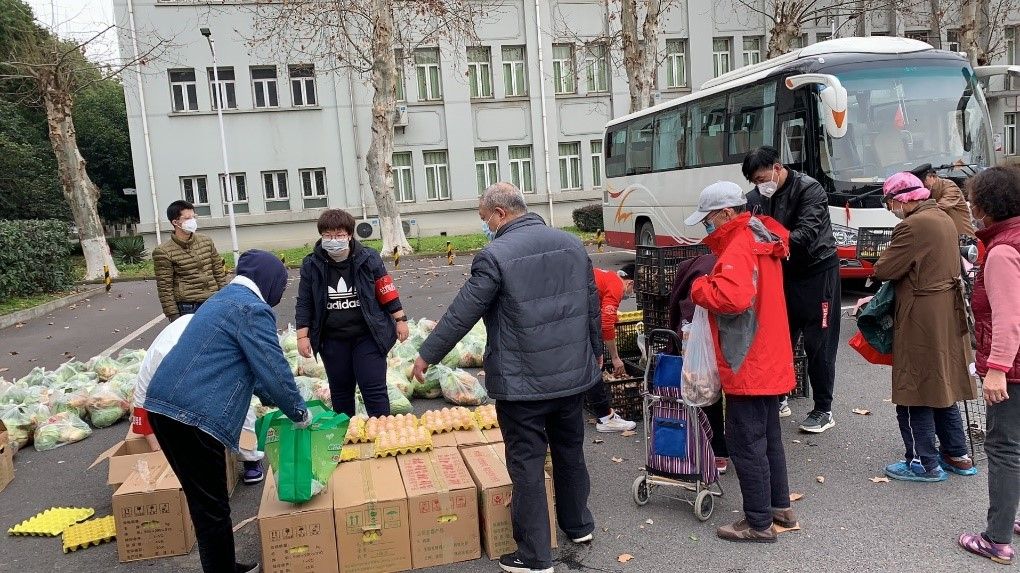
[387,369,413,398]
[87,383,129,428]
[54,361,86,383]
[33,411,92,451]
[0,404,34,450]
[280,325,299,354]
[18,385,50,406]
[293,376,319,402]
[298,357,327,379]
[440,343,465,369]
[22,403,51,426]
[458,335,485,368]
[108,372,137,402]
[438,367,488,406]
[312,379,332,409]
[91,356,120,381]
[414,367,444,399]
[50,387,90,419]
[116,348,146,367]
[16,367,47,386]
[388,381,413,415]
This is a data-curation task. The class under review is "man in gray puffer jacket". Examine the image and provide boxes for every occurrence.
[413,182,602,573]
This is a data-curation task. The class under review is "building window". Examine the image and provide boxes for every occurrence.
[906,30,931,44]
[207,67,237,110]
[251,66,279,109]
[180,176,210,216]
[502,46,528,97]
[947,30,961,52]
[789,34,809,49]
[474,148,499,194]
[262,171,289,211]
[742,37,762,67]
[300,168,327,208]
[169,69,198,112]
[424,150,450,201]
[586,44,609,93]
[712,38,732,77]
[509,145,534,193]
[816,32,832,43]
[467,46,493,99]
[591,140,603,188]
[289,64,317,107]
[1006,113,1017,155]
[665,39,687,88]
[392,152,414,203]
[559,142,582,190]
[553,44,576,94]
[395,50,406,102]
[415,48,443,101]
[219,173,249,214]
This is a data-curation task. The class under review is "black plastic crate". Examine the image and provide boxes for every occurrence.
[856,227,894,261]
[641,305,671,332]
[587,361,644,421]
[635,244,711,296]
[610,320,643,360]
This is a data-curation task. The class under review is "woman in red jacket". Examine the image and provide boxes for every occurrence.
[958,166,1020,565]
[685,181,798,543]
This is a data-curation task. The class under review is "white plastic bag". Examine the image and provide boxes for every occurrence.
[680,306,721,407]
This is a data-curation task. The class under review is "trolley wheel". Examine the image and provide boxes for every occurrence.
[694,489,714,521]
[632,475,650,506]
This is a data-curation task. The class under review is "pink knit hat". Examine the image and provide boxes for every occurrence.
[882,172,931,202]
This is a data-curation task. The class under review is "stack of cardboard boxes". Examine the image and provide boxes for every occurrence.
[0,421,15,494]
[257,426,559,573]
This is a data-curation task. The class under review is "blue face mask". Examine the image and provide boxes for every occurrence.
[482,213,501,241]
[703,221,716,234]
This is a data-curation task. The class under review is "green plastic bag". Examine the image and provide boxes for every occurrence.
[256,400,349,503]
[857,281,895,354]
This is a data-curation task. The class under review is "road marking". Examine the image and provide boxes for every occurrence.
[99,314,165,357]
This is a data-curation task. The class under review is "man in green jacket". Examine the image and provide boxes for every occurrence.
[153,200,227,321]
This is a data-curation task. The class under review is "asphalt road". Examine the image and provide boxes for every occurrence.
[0,248,997,573]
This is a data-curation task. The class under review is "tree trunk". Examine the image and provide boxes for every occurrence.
[929,0,942,48]
[639,0,661,110]
[620,0,651,113]
[855,0,867,36]
[365,0,412,255]
[42,82,119,280]
[961,0,981,67]
[767,8,799,58]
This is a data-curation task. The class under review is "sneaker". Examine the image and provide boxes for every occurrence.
[959,532,1015,565]
[884,461,948,483]
[571,532,593,544]
[940,454,979,476]
[772,508,799,529]
[243,461,265,485]
[235,563,260,573]
[716,519,777,543]
[798,410,835,433]
[716,457,729,475]
[779,400,792,418]
[596,412,637,433]
[498,552,554,573]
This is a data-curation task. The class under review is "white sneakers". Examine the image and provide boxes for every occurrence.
[596,412,637,433]
[779,398,792,418]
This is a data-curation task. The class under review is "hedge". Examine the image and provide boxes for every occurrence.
[0,220,74,301]
[572,204,603,232]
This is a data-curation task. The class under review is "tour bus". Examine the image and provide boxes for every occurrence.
[602,36,999,278]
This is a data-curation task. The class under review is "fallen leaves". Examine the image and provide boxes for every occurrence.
[816,476,825,484]
[14,322,25,328]
[645,519,654,525]
[611,457,624,463]
[869,476,891,483]
[621,430,637,437]
[592,438,605,444]
[790,492,805,502]
[852,408,872,416]
[775,523,802,534]
[618,554,634,563]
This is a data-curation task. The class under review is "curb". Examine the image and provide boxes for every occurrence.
[0,286,106,330]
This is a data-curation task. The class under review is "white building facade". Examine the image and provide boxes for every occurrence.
[113,0,1020,250]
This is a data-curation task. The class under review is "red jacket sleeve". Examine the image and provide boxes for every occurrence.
[594,269,622,341]
[690,240,757,315]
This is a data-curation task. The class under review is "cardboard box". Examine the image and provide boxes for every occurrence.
[491,445,557,546]
[112,461,196,562]
[258,468,339,573]
[332,457,411,573]
[0,421,14,493]
[482,428,503,443]
[462,445,557,559]
[341,442,376,462]
[452,428,486,448]
[430,432,457,448]
[397,448,480,568]
[92,437,237,494]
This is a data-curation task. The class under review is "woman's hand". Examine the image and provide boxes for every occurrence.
[984,369,1010,404]
[396,320,410,342]
[298,336,313,359]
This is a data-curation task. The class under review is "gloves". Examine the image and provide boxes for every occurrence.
[293,409,311,429]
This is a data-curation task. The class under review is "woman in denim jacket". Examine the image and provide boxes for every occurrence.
[145,249,309,573]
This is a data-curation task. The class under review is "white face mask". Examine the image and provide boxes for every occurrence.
[181,218,198,234]
[758,168,779,198]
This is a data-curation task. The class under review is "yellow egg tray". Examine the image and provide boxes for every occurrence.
[617,310,644,323]
[373,439,433,459]
[421,421,476,434]
[62,515,116,553]
[8,507,95,537]
[473,414,498,430]
[339,446,362,462]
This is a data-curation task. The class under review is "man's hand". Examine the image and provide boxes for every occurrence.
[298,337,313,359]
[293,409,312,429]
[396,320,410,343]
[412,355,430,382]
[612,356,626,377]
[984,369,1010,404]
[597,355,604,370]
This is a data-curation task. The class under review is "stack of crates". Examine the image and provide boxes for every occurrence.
[634,244,711,356]
[598,310,645,421]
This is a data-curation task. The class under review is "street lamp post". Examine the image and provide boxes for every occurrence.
[200,27,240,265]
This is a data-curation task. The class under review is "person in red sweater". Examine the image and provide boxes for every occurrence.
[958,166,1020,565]
[685,181,797,543]
[588,264,638,433]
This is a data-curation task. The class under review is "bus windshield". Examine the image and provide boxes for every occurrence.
[818,61,991,187]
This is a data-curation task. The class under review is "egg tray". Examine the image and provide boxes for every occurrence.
[339,445,363,462]
[422,420,477,434]
[473,414,499,431]
[9,507,95,537]
[62,515,116,553]
[373,438,433,459]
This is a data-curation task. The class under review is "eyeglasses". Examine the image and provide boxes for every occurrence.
[321,233,350,240]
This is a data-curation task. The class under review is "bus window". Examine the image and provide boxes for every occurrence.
[626,116,654,174]
[728,82,776,156]
[605,126,627,179]
[653,107,686,171]
[780,116,806,169]
[688,93,728,166]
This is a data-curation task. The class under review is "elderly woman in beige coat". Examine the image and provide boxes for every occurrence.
[873,172,978,483]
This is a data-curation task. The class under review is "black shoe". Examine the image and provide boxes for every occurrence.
[798,410,835,434]
[235,563,259,573]
[498,552,554,573]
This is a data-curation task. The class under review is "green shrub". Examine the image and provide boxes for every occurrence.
[0,220,74,300]
[108,235,147,265]
[571,204,603,232]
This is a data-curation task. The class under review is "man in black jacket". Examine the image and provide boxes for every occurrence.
[743,146,840,434]
[413,182,602,573]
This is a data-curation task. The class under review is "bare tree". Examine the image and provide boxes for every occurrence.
[958,0,1020,67]
[246,0,487,254]
[0,0,167,279]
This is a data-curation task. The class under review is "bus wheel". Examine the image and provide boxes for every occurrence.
[637,221,655,246]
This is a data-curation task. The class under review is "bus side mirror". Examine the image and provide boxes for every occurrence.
[972,65,1020,79]
[786,73,849,139]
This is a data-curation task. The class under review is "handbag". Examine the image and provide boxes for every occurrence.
[256,400,349,503]
[850,281,895,365]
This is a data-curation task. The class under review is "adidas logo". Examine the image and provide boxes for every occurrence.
[327,276,360,310]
